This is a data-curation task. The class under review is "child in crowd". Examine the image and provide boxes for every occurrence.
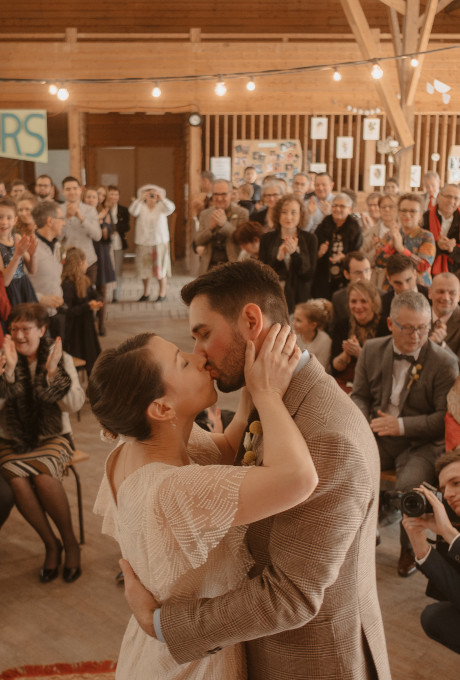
[0,198,38,306]
[234,220,265,260]
[237,183,255,215]
[293,298,333,371]
[61,247,102,376]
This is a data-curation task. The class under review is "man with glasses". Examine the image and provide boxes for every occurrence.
[34,174,55,202]
[352,291,458,577]
[291,172,313,202]
[194,179,248,274]
[422,183,460,274]
[428,272,460,361]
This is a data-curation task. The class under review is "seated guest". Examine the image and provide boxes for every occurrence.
[0,303,85,582]
[312,193,363,299]
[331,280,381,393]
[28,202,66,340]
[293,298,332,371]
[372,194,398,289]
[234,220,265,260]
[428,273,460,361]
[259,194,317,314]
[402,448,460,654]
[331,251,373,325]
[194,179,248,275]
[374,193,436,287]
[351,291,458,577]
[377,254,430,336]
[422,183,460,275]
[251,180,285,232]
[237,183,255,216]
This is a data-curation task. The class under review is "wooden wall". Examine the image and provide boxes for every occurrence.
[2,1,460,35]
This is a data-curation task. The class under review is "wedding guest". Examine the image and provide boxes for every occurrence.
[422,183,460,275]
[293,298,332,370]
[234,220,265,260]
[16,192,38,237]
[0,198,38,306]
[105,185,130,303]
[251,180,285,232]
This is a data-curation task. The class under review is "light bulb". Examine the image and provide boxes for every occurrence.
[410,57,419,67]
[333,69,342,82]
[48,84,58,95]
[215,79,227,96]
[371,63,383,80]
[152,83,162,98]
[57,87,69,101]
[246,77,256,91]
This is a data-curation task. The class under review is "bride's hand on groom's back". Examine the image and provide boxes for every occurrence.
[119,558,158,638]
[244,323,300,403]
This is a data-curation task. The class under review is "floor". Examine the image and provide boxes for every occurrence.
[0,262,457,678]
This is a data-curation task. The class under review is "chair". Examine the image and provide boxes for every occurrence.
[65,449,89,545]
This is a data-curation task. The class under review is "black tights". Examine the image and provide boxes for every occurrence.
[9,475,80,569]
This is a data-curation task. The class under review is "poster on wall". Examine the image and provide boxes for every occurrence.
[310,162,327,173]
[310,117,328,140]
[447,146,460,183]
[410,165,422,188]
[336,137,354,159]
[369,164,386,187]
[0,109,48,163]
[232,140,302,185]
[210,156,231,181]
[363,118,380,141]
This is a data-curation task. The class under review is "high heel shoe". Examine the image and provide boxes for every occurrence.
[40,542,63,583]
[63,544,82,583]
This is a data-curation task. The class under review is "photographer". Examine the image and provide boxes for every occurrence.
[402,446,460,654]
[129,184,175,303]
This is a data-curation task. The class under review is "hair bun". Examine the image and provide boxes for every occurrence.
[100,428,119,443]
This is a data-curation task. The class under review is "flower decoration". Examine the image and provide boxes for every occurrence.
[242,420,262,466]
[407,363,422,390]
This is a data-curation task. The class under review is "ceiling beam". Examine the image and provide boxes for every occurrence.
[379,0,407,15]
[340,0,414,148]
[407,0,438,105]
[418,0,451,26]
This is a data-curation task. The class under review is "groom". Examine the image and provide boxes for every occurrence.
[121,260,391,679]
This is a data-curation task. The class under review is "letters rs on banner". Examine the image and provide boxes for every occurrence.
[0,110,48,163]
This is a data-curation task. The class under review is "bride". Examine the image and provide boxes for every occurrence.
[90,324,317,680]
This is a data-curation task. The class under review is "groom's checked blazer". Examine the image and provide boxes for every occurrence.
[161,356,391,680]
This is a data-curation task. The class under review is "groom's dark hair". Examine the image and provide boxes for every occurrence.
[181,260,289,324]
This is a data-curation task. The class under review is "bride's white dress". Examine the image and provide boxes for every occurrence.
[94,425,253,679]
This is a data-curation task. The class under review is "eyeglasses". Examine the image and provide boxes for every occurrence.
[380,204,396,210]
[10,325,37,334]
[391,319,429,336]
[399,209,420,215]
[264,193,281,198]
[332,204,349,209]
[212,192,230,197]
[439,193,460,202]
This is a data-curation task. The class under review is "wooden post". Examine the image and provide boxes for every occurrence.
[68,108,83,182]
[363,140,377,193]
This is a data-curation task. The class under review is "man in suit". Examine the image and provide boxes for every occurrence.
[428,272,460,361]
[422,183,460,274]
[351,291,458,577]
[194,179,248,274]
[331,250,373,324]
[105,185,130,303]
[402,447,460,654]
[121,260,391,680]
[421,170,440,211]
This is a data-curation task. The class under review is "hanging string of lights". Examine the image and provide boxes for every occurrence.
[2,43,458,101]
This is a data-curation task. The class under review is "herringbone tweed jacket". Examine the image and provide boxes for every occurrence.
[161,356,391,680]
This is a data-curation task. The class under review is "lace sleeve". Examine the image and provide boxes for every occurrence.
[146,464,251,573]
[187,422,222,465]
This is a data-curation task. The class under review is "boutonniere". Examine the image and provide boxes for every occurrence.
[231,214,238,221]
[407,363,422,390]
[242,420,263,466]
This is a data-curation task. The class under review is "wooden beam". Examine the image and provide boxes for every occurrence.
[407,0,438,106]
[379,0,407,15]
[339,0,414,148]
[387,7,404,92]
[418,0,450,26]
[68,108,83,180]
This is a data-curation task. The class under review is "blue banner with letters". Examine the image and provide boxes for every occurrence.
[0,110,48,163]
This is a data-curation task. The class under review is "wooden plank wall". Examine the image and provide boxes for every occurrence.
[2,0,459,35]
[203,112,460,192]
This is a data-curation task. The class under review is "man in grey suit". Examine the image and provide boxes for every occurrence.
[121,260,391,679]
[428,272,460,362]
[352,291,458,577]
[194,178,248,274]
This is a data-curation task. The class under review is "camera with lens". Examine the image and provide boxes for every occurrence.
[400,482,442,517]
[149,192,156,198]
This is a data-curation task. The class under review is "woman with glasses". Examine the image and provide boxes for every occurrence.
[371,194,399,289]
[251,180,285,232]
[0,303,85,582]
[374,193,436,287]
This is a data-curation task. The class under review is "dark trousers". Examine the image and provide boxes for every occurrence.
[421,601,460,654]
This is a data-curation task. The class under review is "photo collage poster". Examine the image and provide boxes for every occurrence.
[232,139,303,185]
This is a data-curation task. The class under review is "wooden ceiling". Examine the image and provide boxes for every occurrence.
[1,0,459,35]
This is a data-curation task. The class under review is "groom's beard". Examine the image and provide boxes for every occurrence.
[209,328,246,393]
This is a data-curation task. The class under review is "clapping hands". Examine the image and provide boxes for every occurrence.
[46,337,63,380]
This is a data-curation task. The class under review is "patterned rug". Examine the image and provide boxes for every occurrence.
[0,661,116,680]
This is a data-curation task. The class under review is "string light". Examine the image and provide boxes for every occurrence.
[333,68,342,82]
[371,62,383,80]
[215,78,227,96]
[152,82,162,98]
[246,77,256,91]
[48,84,58,95]
[56,85,69,101]
[410,57,419,67]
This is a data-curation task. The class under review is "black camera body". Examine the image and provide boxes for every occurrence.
[149,192,156,198]
[400,482,442,517]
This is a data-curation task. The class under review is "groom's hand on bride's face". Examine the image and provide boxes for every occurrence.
[119,559,158,638]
